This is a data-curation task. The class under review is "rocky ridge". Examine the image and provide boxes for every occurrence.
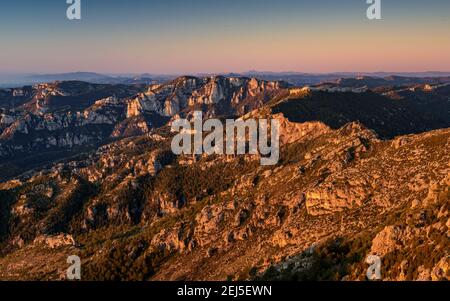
[0,77,449,281]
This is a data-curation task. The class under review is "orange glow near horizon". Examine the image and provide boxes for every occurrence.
[1,1,449,74]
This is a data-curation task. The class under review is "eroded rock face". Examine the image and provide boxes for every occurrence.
[151,223,196,253]
[371,225,406,257]
[195,205,226,246]
[274,113,331,145]
[301,124,377,216]
[0,83,139,165]
[126,76,288,118]
[33,234,76,249]
[305,185,367,216]
[431,256,450,281]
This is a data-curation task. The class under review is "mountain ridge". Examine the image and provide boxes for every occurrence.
[0,75,449,281]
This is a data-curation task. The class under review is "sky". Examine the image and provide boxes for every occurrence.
[0,0,450,74]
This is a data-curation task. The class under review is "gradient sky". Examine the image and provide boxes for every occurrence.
[1,0,450,74]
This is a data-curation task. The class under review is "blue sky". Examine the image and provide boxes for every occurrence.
[1,0,449,73]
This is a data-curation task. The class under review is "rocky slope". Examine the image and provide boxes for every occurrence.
[0,78,449,281]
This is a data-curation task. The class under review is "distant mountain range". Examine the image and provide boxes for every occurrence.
[235,71,450,86]
[0,72,173,88]
[2,71,450,88]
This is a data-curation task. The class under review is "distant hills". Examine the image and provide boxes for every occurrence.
[237,72,450,86]
[2,71,450,88]
[0,72,173,88]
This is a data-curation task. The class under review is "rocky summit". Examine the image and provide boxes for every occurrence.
[0,75,449,281]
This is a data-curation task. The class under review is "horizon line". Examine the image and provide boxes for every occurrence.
[3,70,450,77]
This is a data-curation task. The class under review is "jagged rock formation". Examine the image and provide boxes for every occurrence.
[126,76,288,118]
